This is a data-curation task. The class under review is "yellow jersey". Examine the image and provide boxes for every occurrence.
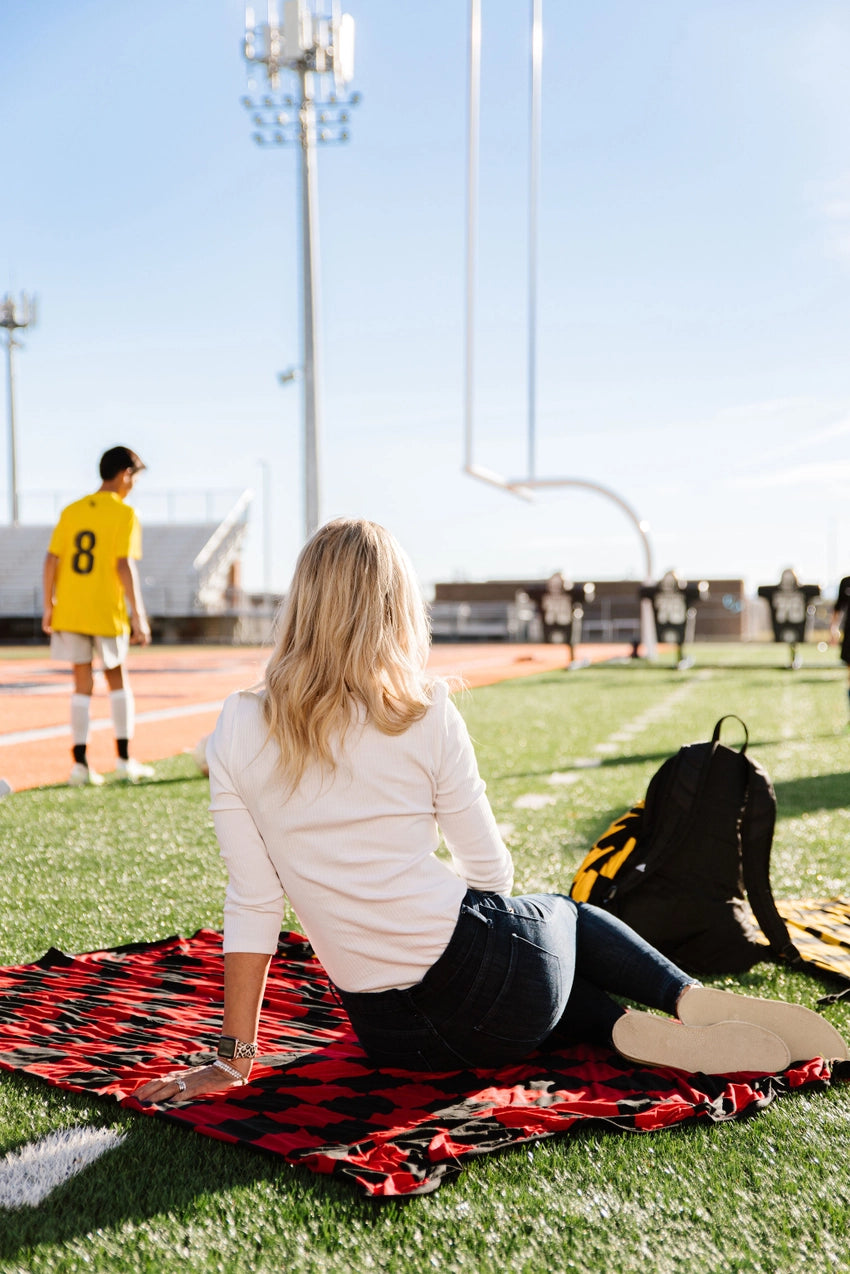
[48,492,142,636]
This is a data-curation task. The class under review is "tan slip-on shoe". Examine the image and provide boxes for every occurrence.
[612,1011,790,1076]
[676,985,849,1064]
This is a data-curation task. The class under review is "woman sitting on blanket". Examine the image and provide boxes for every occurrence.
[137,519,848,1105]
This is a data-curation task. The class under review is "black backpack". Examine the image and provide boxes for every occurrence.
[569,716,801,975]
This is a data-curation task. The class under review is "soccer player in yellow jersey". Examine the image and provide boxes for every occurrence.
[42,446,153,786]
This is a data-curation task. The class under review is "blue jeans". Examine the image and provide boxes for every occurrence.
[336,891,696,1072]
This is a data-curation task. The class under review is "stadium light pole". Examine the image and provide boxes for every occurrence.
[0,293,37,527]
[257,457,273,593]
[242,1,359,541]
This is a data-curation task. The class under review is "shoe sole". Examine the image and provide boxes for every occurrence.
[612,1011,790,1076]
[677,986,849,1064]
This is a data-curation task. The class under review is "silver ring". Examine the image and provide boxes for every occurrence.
[175,1078,187,1093]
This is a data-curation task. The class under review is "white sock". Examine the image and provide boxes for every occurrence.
[70,694,91,747]
[109,688,135,741]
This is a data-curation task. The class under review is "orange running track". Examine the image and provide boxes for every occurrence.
[0,643,634,793]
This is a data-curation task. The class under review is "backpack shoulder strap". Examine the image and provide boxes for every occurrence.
[640,739,713,865]
[740,762,801,964]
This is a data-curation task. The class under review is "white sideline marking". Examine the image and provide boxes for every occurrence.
[0,1126,126,1209]
[513,792,556,810]
[0,700,225,749]
[526,676,708,805]
[0,683,67,697]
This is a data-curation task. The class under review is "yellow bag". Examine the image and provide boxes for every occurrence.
[569,802,644,904]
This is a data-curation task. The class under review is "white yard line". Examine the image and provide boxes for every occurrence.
[540,676,708,794]
[548,771,580,786]
[513,793,556,810]
[0,1126,126,1210]
[508,676,710,814]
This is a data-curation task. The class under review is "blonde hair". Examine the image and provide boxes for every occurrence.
[263,518,433,785]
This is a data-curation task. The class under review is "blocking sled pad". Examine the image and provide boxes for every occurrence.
[0,923,847,1198]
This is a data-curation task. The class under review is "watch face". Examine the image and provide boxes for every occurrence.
[217,1036,236,1059]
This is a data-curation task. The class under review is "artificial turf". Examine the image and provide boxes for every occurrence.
[1,643,850,1273]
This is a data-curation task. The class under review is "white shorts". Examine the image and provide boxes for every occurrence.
[50,631,129,670]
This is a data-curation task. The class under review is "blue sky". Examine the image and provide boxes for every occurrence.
[2,1,850,598]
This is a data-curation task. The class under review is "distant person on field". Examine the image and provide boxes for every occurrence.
[42,445,154,787]
[830,575,850,719]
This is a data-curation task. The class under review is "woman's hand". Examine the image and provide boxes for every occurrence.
[133,952,271,1106]
[134,1060,250,1105]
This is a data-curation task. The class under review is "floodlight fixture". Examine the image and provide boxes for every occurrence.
[0,293,37,526]
[242,0,359,541]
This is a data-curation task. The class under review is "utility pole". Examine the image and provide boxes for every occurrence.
[0,294,37,526]
[257,457,272,592]
[242,1,359,541]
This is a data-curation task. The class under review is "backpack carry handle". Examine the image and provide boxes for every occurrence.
[712,715,749,754]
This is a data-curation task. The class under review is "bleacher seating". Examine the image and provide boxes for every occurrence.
[137,523,225,615]
[0,526,46,617]
[429,601,531,641]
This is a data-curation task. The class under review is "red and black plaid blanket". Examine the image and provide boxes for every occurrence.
[0,929,843,1197]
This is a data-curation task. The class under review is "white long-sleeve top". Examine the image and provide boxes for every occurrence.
[207,680,514,993]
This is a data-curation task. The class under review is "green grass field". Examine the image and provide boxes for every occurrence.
[2,643,850,1273]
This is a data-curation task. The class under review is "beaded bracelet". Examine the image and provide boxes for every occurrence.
[212,1058,247,1084]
